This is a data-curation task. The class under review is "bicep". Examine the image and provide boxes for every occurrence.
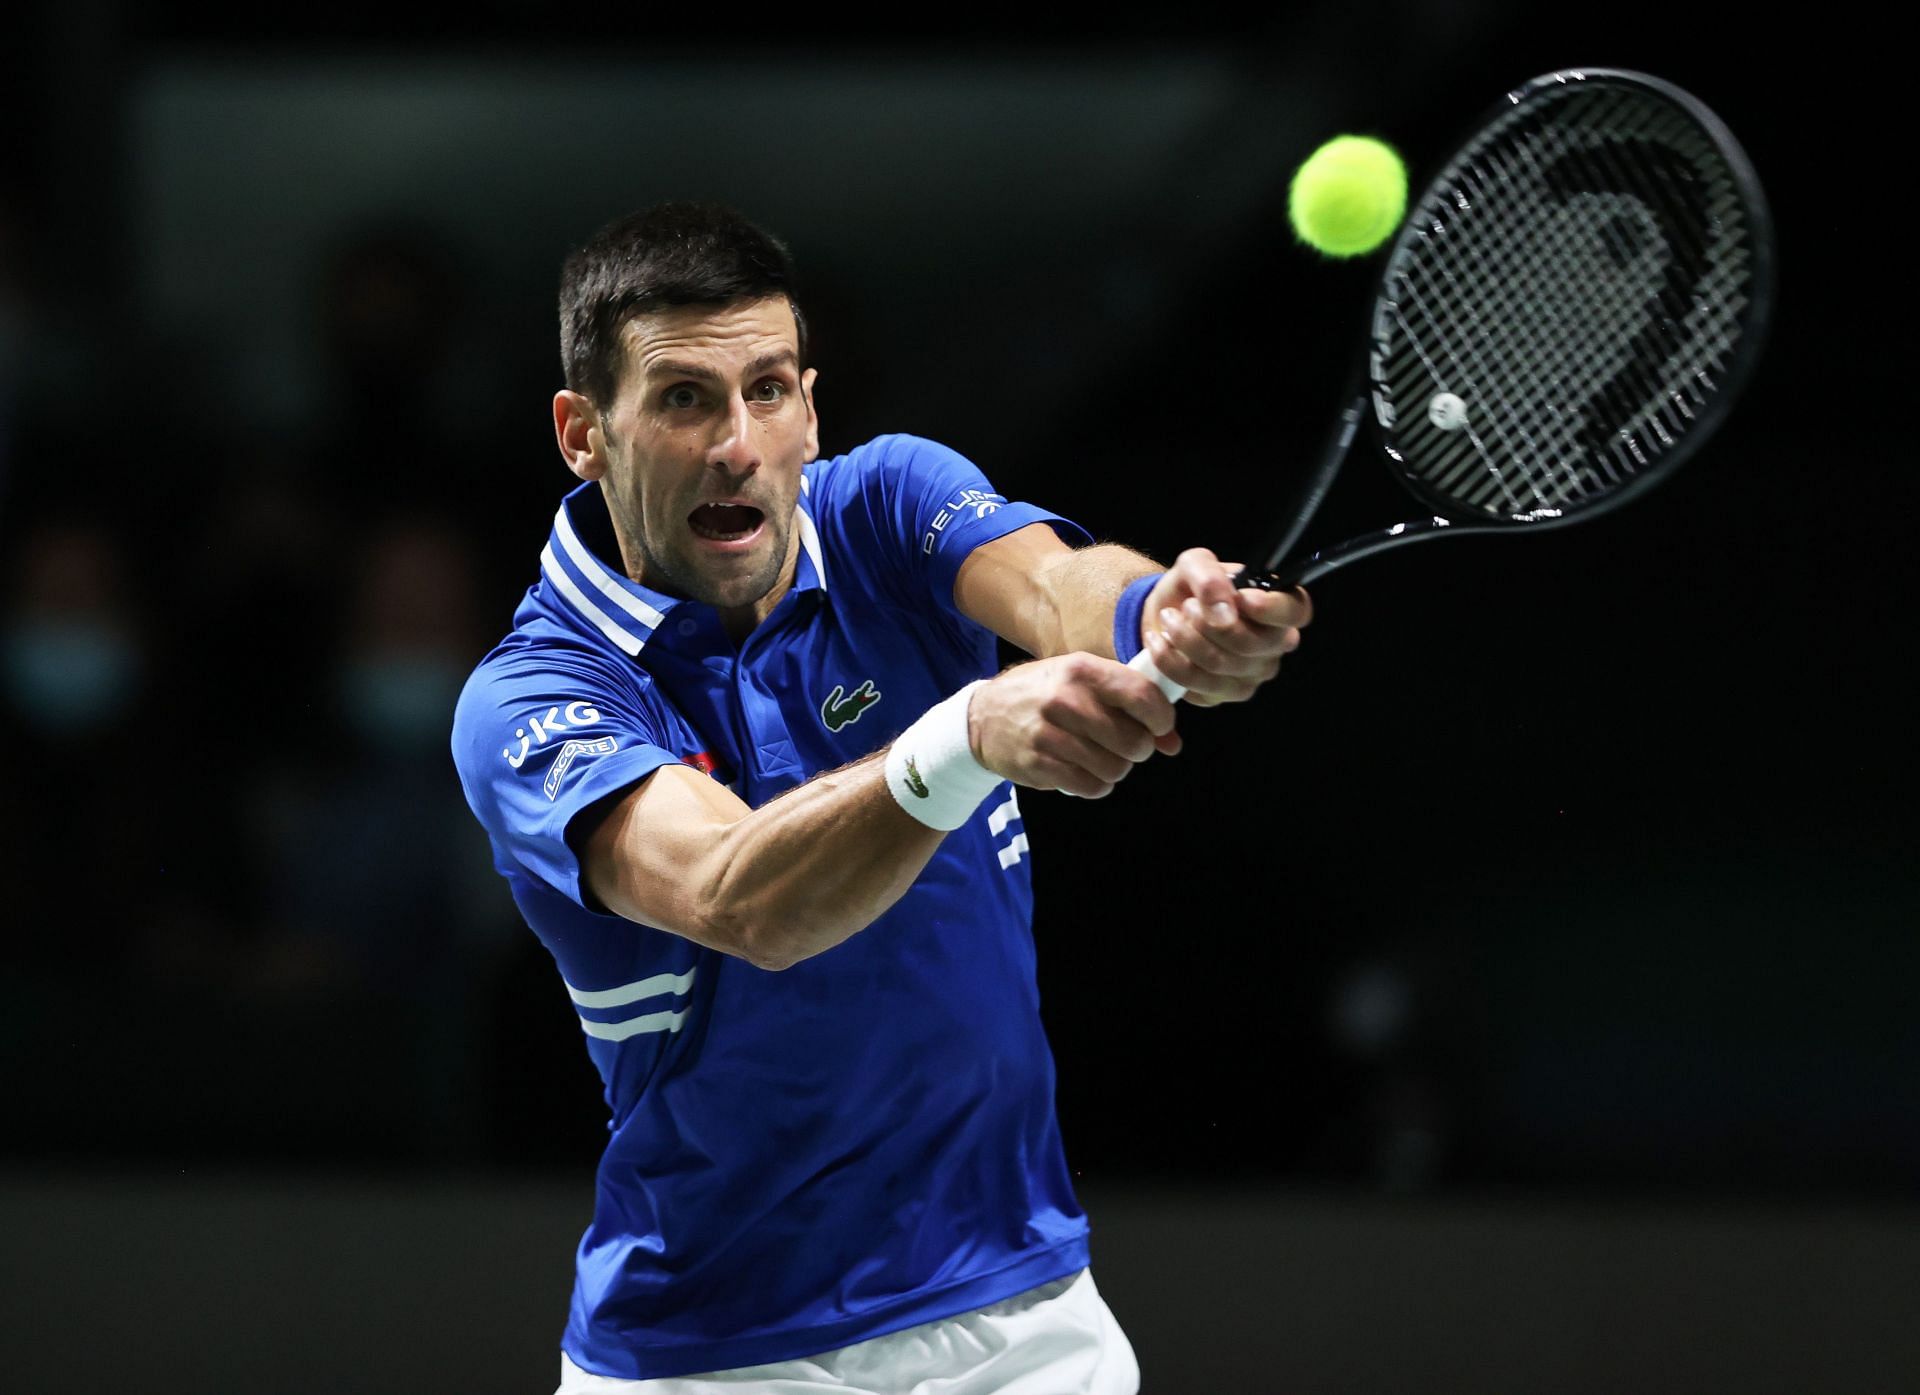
[578,762,752,953]
[952,521,1078,656]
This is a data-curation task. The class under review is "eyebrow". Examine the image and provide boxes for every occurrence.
[646,350,799,384]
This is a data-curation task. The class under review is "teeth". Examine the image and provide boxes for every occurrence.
[688,501,763,545]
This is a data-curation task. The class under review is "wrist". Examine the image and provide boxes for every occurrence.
[1112,572,1165,663]
[885,681,1001,831]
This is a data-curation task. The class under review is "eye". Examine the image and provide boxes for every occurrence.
[751,378,786,402]
[662,384,700,410]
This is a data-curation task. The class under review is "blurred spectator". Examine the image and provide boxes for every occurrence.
[1320,942,1463,1193]
[0,513,233,1151]
[0,517,160,972]
[240,517,520,1158]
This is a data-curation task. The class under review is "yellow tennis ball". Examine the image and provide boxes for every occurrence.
[1288,135,1408,259]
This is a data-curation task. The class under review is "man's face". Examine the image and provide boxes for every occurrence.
[592,297,818,614]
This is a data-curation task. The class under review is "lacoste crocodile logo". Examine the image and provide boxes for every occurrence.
[903,755,930,798]
[821,680,882,733]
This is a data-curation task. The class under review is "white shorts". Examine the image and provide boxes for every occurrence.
[554,1268,1139,1395]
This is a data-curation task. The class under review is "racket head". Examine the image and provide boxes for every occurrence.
[1366,68,1775,530]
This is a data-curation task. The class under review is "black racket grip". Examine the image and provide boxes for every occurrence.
[1233,568,1306,594]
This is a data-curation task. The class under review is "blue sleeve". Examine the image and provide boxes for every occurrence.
[836,434,1092,623]
[450,644,682,910]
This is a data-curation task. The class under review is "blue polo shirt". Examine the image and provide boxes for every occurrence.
[450,433,1095,1381]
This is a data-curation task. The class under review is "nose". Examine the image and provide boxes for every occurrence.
[707,392,761,480]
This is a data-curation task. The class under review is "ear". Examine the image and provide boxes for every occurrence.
[800,367,820,464]
[554,390,609,481]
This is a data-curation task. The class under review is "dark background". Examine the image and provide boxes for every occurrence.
[1,4,1913,1391]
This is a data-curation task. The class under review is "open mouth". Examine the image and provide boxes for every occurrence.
[688,502,765,543]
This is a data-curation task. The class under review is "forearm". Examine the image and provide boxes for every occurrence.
[599,652,1176,966]
[701,753,945,971]
[1026,542,1161,659]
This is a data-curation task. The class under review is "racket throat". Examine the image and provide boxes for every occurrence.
[1245,514,1499,590]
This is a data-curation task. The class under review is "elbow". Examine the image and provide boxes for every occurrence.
[703,901,877,973]
[745,938,803,973]
[694,834,891,971]
[728,911,793,971]
[698,902,804,973]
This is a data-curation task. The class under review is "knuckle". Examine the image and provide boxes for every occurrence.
[1033,758,1070,790]
[1034,727,1075,762]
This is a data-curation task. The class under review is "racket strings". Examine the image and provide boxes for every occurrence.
[1429,105,1711,503]
[1394,101,1624,503]
[1494,86,1753,479]
[1375,80,1761,520]
[1414,98,1750,510]
[1413,126,1650,505]
[1540,104,1741,459]
[1390,123,1665,507]
[1392,139,1654,510]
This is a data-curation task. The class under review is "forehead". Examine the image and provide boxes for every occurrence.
[619,297,800,382]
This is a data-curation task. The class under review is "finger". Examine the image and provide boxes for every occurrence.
[1079,654,1181,737]
[1178,595,1294,660]
[1235,584,1313,629]
[1056,697,1159,764]
[1163,602,1269,678]
[1139,625,1200,693]
[1171,547,1237,610]
[1148,623,1275,703]
[1026,754,1117,799]
[1140,628,1223,705]
[1034,723,1137,787]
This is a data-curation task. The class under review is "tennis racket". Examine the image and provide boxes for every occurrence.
[1131,67,1775,701]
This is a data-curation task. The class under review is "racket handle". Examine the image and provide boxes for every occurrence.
[1127,647,1188,702]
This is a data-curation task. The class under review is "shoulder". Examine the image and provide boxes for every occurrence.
[806,433,977,502]
[804,434,996,552]
[451,627,661,778]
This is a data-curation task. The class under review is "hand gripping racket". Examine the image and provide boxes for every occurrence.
[1131,68,1775,701]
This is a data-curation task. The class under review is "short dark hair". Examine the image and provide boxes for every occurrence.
[558,201,806,408]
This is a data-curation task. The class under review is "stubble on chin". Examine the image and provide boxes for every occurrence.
[645,516,790,611]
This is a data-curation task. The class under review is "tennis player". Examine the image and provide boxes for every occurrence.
[450,202,1309,1394]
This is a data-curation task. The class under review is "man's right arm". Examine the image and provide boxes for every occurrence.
[580,652,1177,971]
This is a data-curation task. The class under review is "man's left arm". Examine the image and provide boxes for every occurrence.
[953,522,1312,707]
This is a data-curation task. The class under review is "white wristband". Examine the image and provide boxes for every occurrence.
[885,680,1001,831]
